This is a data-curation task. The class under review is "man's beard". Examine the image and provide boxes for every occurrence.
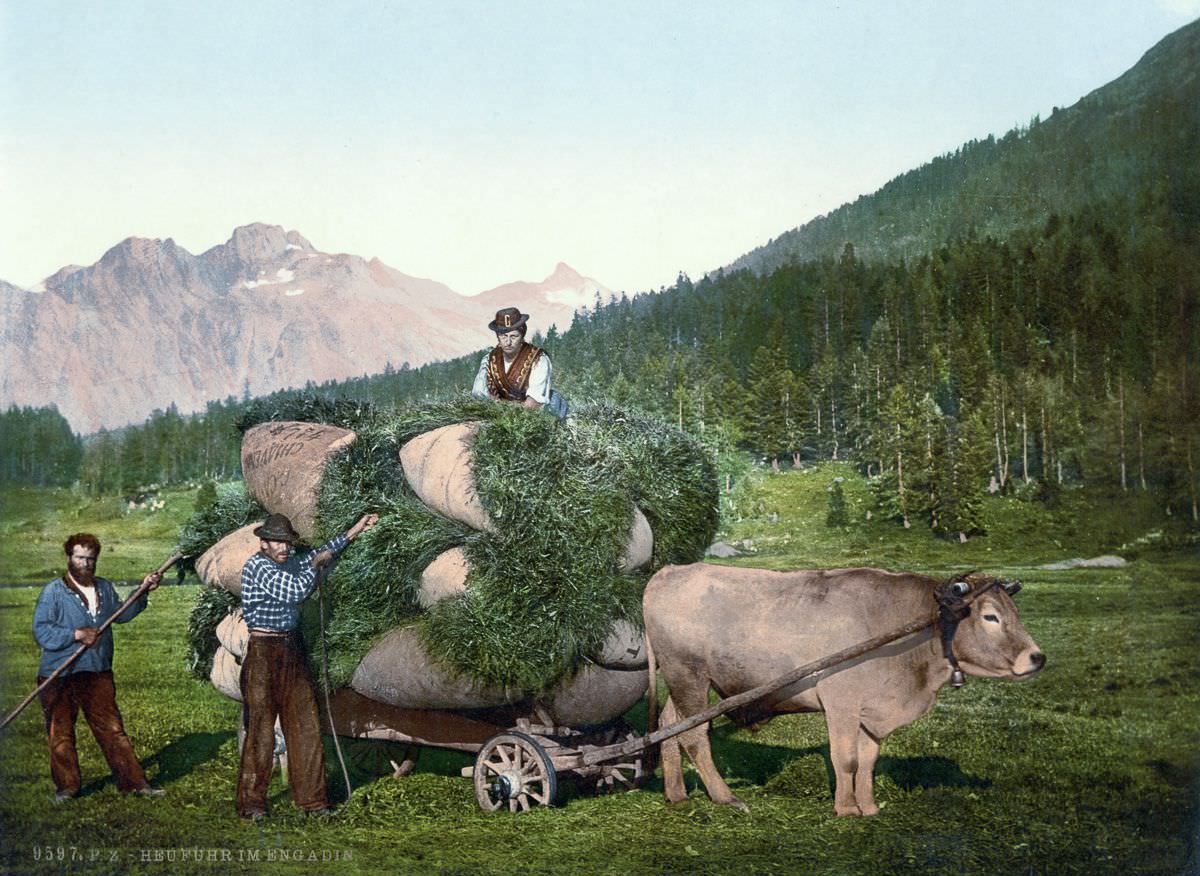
[69,567,96,587]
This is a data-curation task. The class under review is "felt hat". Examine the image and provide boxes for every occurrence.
[253,513,302,544]
[488,307,529,333]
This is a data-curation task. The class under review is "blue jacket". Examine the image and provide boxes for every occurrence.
[32,577,148,677]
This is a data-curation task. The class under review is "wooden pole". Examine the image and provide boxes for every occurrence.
[0,552,183,731]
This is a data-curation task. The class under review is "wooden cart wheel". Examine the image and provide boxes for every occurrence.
[473,732,558,813]
[593,753,645,793]
[586,724,645,794]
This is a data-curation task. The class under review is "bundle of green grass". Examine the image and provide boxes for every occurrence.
[184,394,718,707]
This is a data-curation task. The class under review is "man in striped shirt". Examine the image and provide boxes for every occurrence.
[236,511,377,820]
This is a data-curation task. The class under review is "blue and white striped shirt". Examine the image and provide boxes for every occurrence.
[239,534,349,631]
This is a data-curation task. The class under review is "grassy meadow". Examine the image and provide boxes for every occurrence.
[0,468,1197,874]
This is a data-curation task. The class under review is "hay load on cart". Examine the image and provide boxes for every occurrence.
[182,395,718,759]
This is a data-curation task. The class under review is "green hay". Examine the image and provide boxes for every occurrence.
[420,407,648,691]
[183,392,718,694]
[179,484,266,678]
[185,585,239,679]
[177,484,265,562]
[236,394,381,434]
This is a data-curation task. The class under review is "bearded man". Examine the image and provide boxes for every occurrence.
[471,307,568,418]
[32,533,165,803]
[236,511,377,820]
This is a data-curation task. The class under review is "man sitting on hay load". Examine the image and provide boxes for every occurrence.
[472,306,568,418]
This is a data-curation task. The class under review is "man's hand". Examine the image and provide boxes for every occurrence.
[142,571,162,592]
[311,550,334,570]
[74,627,100,647]
[346,513,380,542]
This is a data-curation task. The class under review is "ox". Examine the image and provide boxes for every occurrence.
[643,564,1044,816]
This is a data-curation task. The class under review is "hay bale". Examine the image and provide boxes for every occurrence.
[210,645,243,702]
[418,547,469,608]
[591,619,647,670]
[184,395,717,694]
[348,625,644,725]
[216,609,249,658]
[242,421,357,538]
[538,664,647,727]
[400,422,652,571]
[195,523,261,597]
[349,626,513,710]
[398,422,492,531]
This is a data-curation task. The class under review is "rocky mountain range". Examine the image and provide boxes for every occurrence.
[0,224,610,432]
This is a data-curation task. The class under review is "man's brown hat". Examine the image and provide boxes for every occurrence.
[488,307,529,333]
[253,513,302,544]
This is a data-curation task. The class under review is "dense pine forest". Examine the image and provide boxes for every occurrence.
[7,190,1196,538]
[4,20,1198,538]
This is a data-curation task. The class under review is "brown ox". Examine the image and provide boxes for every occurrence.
[643,564,1045,816]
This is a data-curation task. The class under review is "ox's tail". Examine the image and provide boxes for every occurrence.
[644,630,660,772]
[645,631,658,735]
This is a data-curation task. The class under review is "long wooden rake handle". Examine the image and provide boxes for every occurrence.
[0,552,183,731]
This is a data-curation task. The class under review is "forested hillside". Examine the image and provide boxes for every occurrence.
[5,19,1197,539]
[729,18,1200,276]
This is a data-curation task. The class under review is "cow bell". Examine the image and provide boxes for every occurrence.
[950,668,965,688]
[949,580,971,598]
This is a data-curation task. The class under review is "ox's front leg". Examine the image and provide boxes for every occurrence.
[825,709,864,816]
[853,726,882,816]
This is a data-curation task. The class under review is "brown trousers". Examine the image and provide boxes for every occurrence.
[37,670,149,794]
[236,632,327,815]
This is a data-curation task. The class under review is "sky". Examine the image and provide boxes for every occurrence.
[2,1,1198,296]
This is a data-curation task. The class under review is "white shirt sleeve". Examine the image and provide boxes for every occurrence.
[471,353,491,398]
[527,354,552,404]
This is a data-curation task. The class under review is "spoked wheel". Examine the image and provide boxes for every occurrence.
[593,752,644,793]
[583,723,645,794]
[473,731,558,813]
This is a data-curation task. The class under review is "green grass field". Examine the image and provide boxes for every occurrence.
[0,469,1197,874]
[0,485,206,584]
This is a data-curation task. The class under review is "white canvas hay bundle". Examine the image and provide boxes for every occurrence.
[618,508,653,572]
[195,523,261,597]
[538,664,647,727]
[339,623,644,727]
[398,422,492,531]
[417,547,469,608]
[210,645,243,702]
[216,608,249,658]
[349,626,513,710]
[591,619,647,670]
[242,421,357,538]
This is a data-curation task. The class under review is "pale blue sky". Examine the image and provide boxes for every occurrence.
[2,1,1197,294]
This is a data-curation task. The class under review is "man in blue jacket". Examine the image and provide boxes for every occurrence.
[33,533,165,803]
